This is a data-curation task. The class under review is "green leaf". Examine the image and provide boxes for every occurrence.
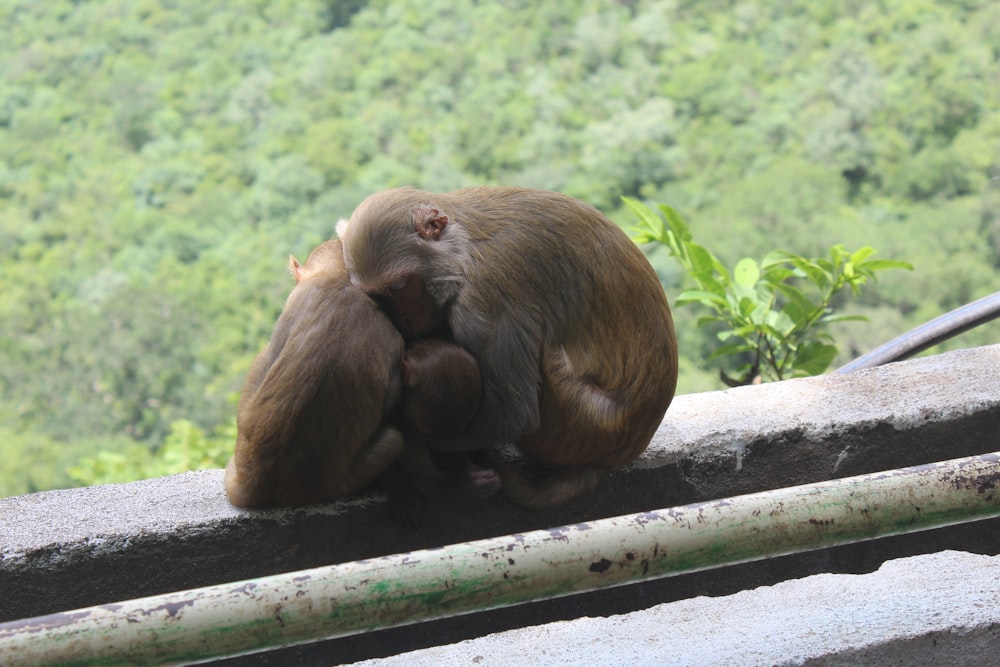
[696,315,725,328]
[766,309,796,336]
[760,249,798,269]
[790,258,832,291]
[623,197,666,243]
[658,203,692,242]
[857,259,914,272]
[756,323,789,341]
[692,271,728,298]
[828,244,850,264]
[779,301,807,329]
[731,323,760,338]
[687,242,719,277]
[774,283,816,322]
[761,265,796,283]
[707,340,753,361]
[849,246,876,265]
[733,257,760,288]
[676,289,728,307]
[792,342,838,376]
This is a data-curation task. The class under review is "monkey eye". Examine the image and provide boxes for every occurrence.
[388,278,408,292]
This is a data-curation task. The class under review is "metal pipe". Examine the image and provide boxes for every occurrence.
[1,451,998,667]
[836,290,1000,373]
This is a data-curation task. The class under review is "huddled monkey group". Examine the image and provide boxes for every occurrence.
[224,186,678,512]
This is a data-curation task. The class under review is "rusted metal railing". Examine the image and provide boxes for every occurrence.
[1,451,997,666]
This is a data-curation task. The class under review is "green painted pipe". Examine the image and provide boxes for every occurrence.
[1,451,998,666]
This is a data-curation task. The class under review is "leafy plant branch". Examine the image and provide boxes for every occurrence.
[625,198,913,384]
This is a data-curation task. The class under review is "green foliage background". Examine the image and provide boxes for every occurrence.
[2,0,998,496]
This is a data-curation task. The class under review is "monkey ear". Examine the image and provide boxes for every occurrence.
[412,206,449,241]
[335,218,349,238]
[289,255,305,284]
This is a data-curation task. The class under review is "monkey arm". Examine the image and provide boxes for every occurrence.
[427,310,542,452]
[345,426,405,493]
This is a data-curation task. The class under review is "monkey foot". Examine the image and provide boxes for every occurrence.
[461,463,502,499]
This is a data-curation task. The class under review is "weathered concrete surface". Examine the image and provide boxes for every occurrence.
[345,550,1000,667]
[0,345,998,664]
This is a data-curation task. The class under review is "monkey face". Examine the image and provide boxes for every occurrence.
[377,274,444,338]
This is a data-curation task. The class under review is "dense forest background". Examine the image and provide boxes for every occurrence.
[2,0,998,496]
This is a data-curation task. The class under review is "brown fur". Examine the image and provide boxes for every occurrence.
[342,187,678,507]
[224,240,406,508]
[401,339,481,438]
[396,339,502,503]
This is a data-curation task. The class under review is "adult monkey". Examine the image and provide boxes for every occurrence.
[224,240,405,508]
[341,186,678,507]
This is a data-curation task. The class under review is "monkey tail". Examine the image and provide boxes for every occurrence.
[484,451,606,509]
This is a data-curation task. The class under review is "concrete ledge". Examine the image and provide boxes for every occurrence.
[1,345,998,664]
[347,550,1000,667]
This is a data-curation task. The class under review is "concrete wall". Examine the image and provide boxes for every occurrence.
[1,345,998,665]
[347,550,1000,667]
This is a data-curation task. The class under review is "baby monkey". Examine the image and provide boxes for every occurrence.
[400,339,481,438]
[392,339,501,504]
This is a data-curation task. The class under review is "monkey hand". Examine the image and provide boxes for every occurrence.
[458,461,502,499]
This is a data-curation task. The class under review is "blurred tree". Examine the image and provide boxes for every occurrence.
[1,0,997,494]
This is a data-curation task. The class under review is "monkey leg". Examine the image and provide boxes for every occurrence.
[345,426,405,494]
[543,345,628,430]
[516,344,663,471]
[433,451,502,499]
[380,436,453,526]
[394,441,501,502]
[397,435,448,498]
[484,450,605,509]
[379,462,427,527]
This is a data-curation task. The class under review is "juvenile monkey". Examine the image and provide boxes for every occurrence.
[397,339,500,499]
[224,239,406,508]
[400,339,481,439]
[341,186,678,507]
